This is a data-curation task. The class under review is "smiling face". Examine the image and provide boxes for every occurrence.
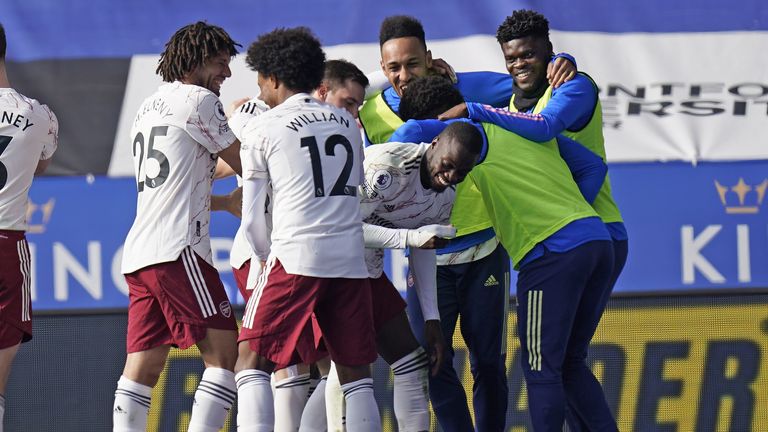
[380,37,432,97]
[422,135,478,192]
[500,35,552,94]
[185,50,232,96]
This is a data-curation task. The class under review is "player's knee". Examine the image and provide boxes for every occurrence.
[335,364,371,385]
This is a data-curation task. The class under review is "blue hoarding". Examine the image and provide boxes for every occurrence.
[23,159,768,310]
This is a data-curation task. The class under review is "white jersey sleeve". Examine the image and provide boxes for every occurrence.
[185,89,238,154]
[0,88,59,231]
[240,93,367,278]
[227,98,270,268]
[122,82,237,273]
[359,142,456,278]
[229,98,270,141]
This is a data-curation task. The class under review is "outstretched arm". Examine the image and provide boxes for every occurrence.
[408,247,446,376]
[556,134,606,204]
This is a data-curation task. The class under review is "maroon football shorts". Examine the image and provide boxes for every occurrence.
[0,230,32,348]
[124,247,237,352]
[369,274,407,332]
[238,258,376,367]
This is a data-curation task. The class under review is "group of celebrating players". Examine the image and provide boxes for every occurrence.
[0,8,628,432]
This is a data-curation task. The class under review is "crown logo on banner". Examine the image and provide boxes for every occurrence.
[714,178,768,214]
[25,198,55,233]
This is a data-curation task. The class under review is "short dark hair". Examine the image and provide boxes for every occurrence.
[439,121,483,157]
[246,27,326,94]
[324,59,369,91]
[496,10,550,44]
[379,15,426,49]
[0,23,6,60]
[399,75,465,121]
[156,21,240,82]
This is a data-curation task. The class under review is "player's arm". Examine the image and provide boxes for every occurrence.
[217,140,242,177]
[35,158,52,175]
[547,53,577,88]
[390,119,447,143]
[452,75,597,142]
[211,186,242,218]
[241,177,270,260]
[408,247,445,376]
[214,158,236,179]
[35,106,59,175]
[361,223,455,249]
[556,134,606,204]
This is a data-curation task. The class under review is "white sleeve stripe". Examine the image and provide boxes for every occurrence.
[16,240,31,322]
[181,248,216,318]
[242,256,276,329]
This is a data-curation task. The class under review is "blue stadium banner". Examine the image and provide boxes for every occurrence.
[23,159,768,311]
[614,160,768,293]
[27,176,244,311]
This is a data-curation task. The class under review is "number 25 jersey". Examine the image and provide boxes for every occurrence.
[122,82,237,274]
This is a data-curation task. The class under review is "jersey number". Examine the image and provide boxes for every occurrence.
[300,135,356,197]
[0,135,12,191]
[132,126,170,192]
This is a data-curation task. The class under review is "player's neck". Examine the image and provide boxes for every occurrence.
[0,63,9,88]
[274,87,302,106]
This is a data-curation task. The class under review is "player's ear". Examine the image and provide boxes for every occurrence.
[425,50,433,69]
[315,83,328,101]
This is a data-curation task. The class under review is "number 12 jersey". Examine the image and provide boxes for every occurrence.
[240,93,367,278]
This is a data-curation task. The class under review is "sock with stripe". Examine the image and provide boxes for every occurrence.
[298,375,327,431]
[235,369,274,432]
[391,348,430,431]
[113,376,152,432]
[188,367,236,432]
[341,377,381,432]
[274,372,310,432]
[0,393,6,432]
[307,377,320,399]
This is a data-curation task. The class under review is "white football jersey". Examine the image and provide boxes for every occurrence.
[122,82,237,274]
[0,88,58,231]
[359,142,455,277]
[240,93,367,278]
[228,98,271,269]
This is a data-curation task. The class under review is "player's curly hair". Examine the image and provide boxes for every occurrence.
[246,27,326,94]
[156,22,240,82]
[324,59,369,91]
[496,10,550,44]
[379,15,426,49]
[399,75,465,121]
[0,23,6,60]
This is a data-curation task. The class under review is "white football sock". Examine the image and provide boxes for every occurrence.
[325,363,345,431]
[113,376,152,432]
[236,369,274,432]
[391,348,430,431]
[299,376,327,432]
[274,372,310,432]
[341,378,381,432]
[188,367,236,432]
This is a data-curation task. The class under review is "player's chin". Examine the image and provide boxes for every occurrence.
[430,180,448,192]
